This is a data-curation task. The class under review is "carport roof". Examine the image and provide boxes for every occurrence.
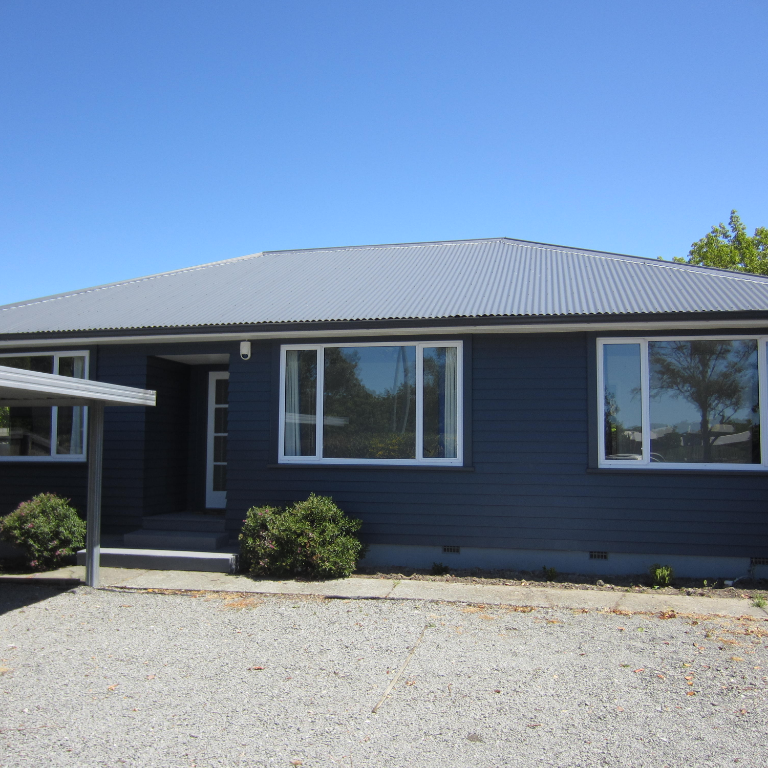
[0,365,156,407]
[2,237,768,335]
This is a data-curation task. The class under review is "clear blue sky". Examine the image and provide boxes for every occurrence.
[1,0,766,306]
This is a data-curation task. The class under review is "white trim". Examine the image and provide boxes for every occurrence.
[597,335,766,471]
[4,317,768,348]
[205,371,229,508]
[278,341,464,466]
[0,351,92,462]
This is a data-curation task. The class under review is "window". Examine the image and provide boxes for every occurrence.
[0,352,89,461]
[598,337,765,469]
[279,342,462,465]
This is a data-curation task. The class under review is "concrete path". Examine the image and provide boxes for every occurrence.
[3,564,767,619]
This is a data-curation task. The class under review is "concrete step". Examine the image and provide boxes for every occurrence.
[142,513,227,533]
[77,548,237,574]
[123,530,230,552]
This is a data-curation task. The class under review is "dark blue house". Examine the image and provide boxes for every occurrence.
[2,237,768,577]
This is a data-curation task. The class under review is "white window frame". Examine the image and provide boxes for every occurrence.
[597,336,767,471]
[278,341,464,466]
[0,350,90,462]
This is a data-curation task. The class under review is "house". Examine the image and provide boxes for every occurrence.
[1,237,767,577]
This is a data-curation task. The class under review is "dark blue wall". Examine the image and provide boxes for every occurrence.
[225,332,768,560]
[2,332,767,559]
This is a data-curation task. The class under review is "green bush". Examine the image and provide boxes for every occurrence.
[0,493,86,571]
[649,563,674,588]
[239,494,366,579]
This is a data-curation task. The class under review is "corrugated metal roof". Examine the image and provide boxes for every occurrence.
[2,237,768,334]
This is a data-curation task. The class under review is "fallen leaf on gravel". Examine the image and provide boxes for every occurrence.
[659,611,677,619]
[494,689,501,693]
[686,691,697,696]
[290,761,303,766]
[0,666,12,675]
[107,684,119,691]
[731,656,745,662]
[657,674,665,680]
[633,668,645,673]
[249,666,265,671]
[616,706,624,712]
[146,675,155,680]
[527,723,542,728]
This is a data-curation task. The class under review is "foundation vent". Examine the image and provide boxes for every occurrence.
[751,557,768,567]
[589,551,608,560]
[443,545,461,554]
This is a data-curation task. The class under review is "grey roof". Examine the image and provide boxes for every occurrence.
[3,237,768,335]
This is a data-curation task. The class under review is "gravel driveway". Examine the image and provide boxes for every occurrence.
[1,584,766,767]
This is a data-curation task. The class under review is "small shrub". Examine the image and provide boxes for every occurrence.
[239,494,366,579]
[431,562,449,576]
[752,594,767,609]
[542,565,558,582]
[649,563,674,588]
[0,493,86,571]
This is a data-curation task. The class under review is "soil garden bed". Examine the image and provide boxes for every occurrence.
[354,566,768,601]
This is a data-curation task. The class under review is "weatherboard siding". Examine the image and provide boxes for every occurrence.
[223,333,768,560]
[0,332,766,561]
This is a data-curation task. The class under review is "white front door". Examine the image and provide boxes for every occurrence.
[206,371,229,509]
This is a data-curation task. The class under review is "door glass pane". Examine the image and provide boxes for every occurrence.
[0,407,52,456]
[603,344,643,461]
[213,464,227,492]
[649,340,760,464]
[215,378,229,405]
[214,407,228,434]
[423,347,458,458]
[284,349,317,456]
[214,435,227,463]
[323,346,416,459]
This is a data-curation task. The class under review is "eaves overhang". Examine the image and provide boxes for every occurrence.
[3,311,768,349]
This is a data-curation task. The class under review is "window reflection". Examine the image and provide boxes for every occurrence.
[603,344,643,461]
[323,346,416,459]
[649,340,760,464]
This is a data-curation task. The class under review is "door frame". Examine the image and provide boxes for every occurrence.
[205,371,229,508]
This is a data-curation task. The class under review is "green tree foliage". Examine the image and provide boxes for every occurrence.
[673,210,768,274]
[239,493,366,579]
[0,493,86,570]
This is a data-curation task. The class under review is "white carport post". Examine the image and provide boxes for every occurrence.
[0,365,155,588]
[85,403,104,588]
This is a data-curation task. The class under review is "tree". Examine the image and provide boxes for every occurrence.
[672,210,768,275]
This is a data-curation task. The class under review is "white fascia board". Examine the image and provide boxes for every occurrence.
[0,365,156,407]
[3,317,768,348]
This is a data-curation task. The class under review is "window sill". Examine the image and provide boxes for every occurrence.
[587,466,768,477]
[267,463,474,471]
[0,456,86,463]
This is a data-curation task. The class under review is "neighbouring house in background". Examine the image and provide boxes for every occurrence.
[1,237,767,577]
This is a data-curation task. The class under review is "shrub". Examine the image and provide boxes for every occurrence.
[0,493,86,570]
[649,563,674,588]
[239,494,366,579]
[431,562,449,576]
[542,565,558,582]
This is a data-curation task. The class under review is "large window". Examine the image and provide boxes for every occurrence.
[0,352,89,461]
[279,342,462,465]
[598,337,765,469]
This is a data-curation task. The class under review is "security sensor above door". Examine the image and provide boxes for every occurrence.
[240,341,251,360]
